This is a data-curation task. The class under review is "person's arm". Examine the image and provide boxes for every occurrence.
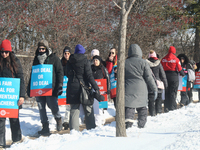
[103,66,111,94]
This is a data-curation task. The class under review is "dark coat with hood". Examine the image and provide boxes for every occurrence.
[125,44,157,108]
[0,54,25,98]
[91,64,111,94]
[65,54,99,104]
[146,58,168,93]
[27,40,64,97]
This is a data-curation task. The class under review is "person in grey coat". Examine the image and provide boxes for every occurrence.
[125,44,158,129]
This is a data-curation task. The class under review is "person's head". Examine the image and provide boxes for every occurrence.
[180,57,185,64]
[74,44,85,54]
[63,46,71,61]
[0,39,12,58]
[148,50,157,58]
[109,48,117,57]
[37,40,50,55]
[93,55,102,67]
[91,49,100,59]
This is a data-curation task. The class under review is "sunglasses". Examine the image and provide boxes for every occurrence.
[1,51,9,54]
[38,48,46,51]
[109,52,115,55]
[64,52,70,55]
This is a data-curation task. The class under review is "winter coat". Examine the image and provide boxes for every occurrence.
[125,44,157,108]
[27,47,64,97]
[146,58,168,93]
[65,54,99,104]
[177,54,195,86]
[106,55,117,74]
[91,64,111,93]
[0,54,25,98]
[161,46,184,81]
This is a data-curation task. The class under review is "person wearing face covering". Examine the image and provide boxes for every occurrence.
[27,40,64,135]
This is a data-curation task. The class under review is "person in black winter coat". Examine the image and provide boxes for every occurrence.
[65,44,99,131]
[61,46,71,130]
[91,55,111,126]
[0,39,25,147]
[146,50,168,116]
[177,54,195,106]
[27,40,64,135]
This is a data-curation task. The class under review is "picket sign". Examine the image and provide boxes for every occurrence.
[0,78,20,118]
[95,79,108,108]
[178,75,187,92]
[110,65,117,99]
[194,72,200,89]
[58,76,68,105]
[30,64,53,97]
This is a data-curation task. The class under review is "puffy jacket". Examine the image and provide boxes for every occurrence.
[125,44,157,108]
[65,54,99,104]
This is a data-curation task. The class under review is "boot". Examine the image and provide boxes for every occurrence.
[125,122,133,129]
[38,122,50,135]
[62,122,69,130]
[56,117,62,131]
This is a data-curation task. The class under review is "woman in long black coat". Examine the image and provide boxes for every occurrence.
[65,44,99,131]
[0,39,25,147]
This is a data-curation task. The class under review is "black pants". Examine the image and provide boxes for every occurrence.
[165,78,179,111]
[0,118,22,146]
[113,97,116,109]
[148,93,162,116]
[125,107,148,128]
[180,91,189,106]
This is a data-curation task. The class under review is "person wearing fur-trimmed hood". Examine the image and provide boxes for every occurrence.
[146,50,168,116]
[27,40,64,135]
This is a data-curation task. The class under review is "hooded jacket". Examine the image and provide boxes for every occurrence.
[27,40,64,97]
[125,44,157,108]
[161,46,184,76]
[146,58,168,93]
[65,54,99,104]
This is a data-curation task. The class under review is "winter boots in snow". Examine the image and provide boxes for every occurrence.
[56,117,62,131]
[38,122,50,135]
[125,122,133,129]
[62,122,69,130]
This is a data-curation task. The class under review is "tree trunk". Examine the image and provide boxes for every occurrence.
[116,1,128,137]
[194,27,200,62]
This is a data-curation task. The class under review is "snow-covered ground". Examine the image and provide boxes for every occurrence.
[5,91,200,150]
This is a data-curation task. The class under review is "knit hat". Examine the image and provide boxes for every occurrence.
[63,46,71,54]
[0,39,12,52]
[168,46,176,54]
[91,49,100,57]
[74,44,85,54]
[93,55,102,62]
[148,50,157,58]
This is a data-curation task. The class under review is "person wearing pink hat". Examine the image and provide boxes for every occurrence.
[0,39,25,147]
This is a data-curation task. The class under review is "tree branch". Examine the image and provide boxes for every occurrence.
[113,1,122,9]
[126,0,137,15]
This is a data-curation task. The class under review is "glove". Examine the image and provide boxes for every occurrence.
[106,90,110,94]
[93,89,105,102]
[57,87,63,96]
[154,91,158,101]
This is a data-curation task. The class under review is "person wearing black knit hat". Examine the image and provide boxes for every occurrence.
[61,46,71,130]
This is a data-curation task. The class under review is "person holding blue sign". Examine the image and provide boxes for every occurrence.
[61,46,71,130]
[27,40,64,135]
[0,39,25,147]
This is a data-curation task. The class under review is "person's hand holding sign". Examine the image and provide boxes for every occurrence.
[18,97,24,106]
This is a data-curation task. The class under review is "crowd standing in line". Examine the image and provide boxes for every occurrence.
[27,40,64,135]
[0,39,25,147]
[1,39,200,148]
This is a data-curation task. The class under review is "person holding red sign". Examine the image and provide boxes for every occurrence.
[161,46,185,112]
[106,48,117,108]
[0,39,25,147]
[91,55,111,126]
[27,40,64,135]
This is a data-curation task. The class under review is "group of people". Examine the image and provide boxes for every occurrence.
[0,39,198,148]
